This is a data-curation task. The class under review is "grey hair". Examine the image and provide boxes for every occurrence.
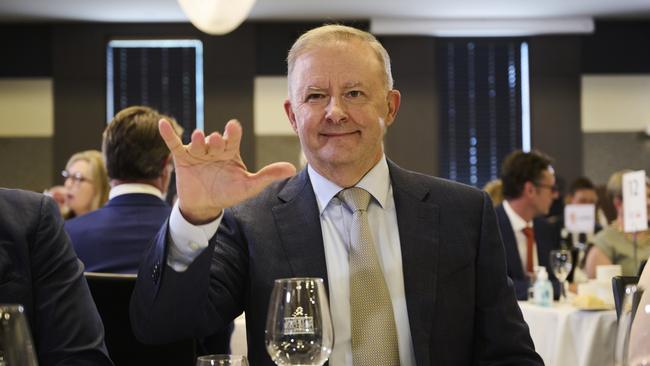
[286,24,394,96]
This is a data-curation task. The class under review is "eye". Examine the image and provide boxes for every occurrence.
[305,93,326,102]
[346,90,363,98]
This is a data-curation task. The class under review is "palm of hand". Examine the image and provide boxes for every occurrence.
[160,119,296,224]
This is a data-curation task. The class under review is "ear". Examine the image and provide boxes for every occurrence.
[284,99,299,134]
[523,181,536,197]
[384,90,401,127]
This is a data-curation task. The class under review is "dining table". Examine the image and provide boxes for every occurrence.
[518,301,617,366]
[231,302,617,365]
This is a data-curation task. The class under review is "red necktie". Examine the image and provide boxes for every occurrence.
[522,227,535,273]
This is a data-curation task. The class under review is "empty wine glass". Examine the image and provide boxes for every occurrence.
[195,354,249,366]
[549,249,573,302]
[0,304,38,366]
[625,285,647,366]
[265,278,333,366]
[615,284,643,366]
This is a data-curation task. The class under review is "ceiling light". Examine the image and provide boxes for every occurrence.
[178,0,257,35]
[371,17,595,37]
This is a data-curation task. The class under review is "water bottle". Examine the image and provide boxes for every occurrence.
[533,267,553,307]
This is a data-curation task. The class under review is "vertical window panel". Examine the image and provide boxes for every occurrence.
[439,39,528,188]
[106,40,204,142]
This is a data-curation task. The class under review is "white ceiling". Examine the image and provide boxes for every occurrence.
[1,0,650,23]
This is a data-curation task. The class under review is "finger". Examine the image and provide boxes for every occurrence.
[223,119,243,154]
[188,129,207,157]
[159,119,184,153]
[206,132,225,156]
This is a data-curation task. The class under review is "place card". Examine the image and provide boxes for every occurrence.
[622,170,648,233]
[564,204,596,234]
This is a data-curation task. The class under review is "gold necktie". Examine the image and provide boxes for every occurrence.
[338,187,400,366]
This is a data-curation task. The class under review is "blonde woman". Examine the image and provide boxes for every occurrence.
[62,150,109,218]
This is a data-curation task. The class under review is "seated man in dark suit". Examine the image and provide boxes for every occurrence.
[130,25,543,365]
[65,106,182,274]
[0,188,113,366]
[495,150,562,300]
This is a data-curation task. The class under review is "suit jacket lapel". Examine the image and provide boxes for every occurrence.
[495,205,525,279]
[272,169,329,292]
[388,161,439,366]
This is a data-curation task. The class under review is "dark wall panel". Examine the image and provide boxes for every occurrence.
[0,25,52,77]
[381,36,438,176]
[52,24,107,181]
[584,132,650,184]
[0,138,53,191]
[529,36,582,187]
[583,21,650,74]
[51,22,256,183]
[255,21,369,76]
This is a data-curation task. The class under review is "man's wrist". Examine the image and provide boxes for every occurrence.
[178,204,223,225]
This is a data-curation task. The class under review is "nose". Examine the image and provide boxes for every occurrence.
[325,96,347,124]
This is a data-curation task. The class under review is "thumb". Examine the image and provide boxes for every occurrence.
[249,162,297,191]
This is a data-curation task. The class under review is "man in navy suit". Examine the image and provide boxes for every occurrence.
[131,25,542,365]
[495,150,562,300]
[66,106,232,355]
[0,188,113,366]
[65,106,182,274]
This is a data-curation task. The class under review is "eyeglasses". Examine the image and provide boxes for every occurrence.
[534,182,558,192]
[61,170,91,185]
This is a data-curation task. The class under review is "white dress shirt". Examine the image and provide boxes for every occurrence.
[503,200,538,272]
[166,156,416,366]
[108,183,164,200]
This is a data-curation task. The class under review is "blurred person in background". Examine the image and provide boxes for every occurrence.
[585,170,650,278]
[495,150,561,300]
[65,106,182,274]
[65,106,232,355]
[62,150,110,219]
[0,188,113,365]
[483,178,504,207]
[561,176,603,285]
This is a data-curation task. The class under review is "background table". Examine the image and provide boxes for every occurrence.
[519,301,617,366]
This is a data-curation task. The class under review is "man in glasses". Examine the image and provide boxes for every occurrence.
[496,150,562,300]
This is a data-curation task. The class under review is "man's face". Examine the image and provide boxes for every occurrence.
[284,40,400,181]
[569,188,598,205]
[532,168,558,216]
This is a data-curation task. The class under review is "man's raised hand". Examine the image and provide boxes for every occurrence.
[159,118,296,224]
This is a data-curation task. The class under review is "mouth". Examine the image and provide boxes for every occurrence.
[320,131,359,138]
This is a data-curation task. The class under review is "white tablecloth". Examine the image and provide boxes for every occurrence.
[230,313,248,356]
[518,301,617,366]
[232,304,617,365]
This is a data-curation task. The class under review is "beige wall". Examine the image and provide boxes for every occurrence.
[582,75,650,133]
[254,76,301,170]
[0,78,53,137]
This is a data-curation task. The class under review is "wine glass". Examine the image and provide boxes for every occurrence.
[195,354,249,366]
[626,285,647,366]
[0,304,39,366]
[615,284,643,366]
[265,278,333,366]
[549,249,573,302]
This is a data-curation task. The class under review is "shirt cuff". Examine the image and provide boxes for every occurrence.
[166,201,223,272]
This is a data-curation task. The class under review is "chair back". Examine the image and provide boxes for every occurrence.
[612,275,639,319]
[84,272,196,366]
